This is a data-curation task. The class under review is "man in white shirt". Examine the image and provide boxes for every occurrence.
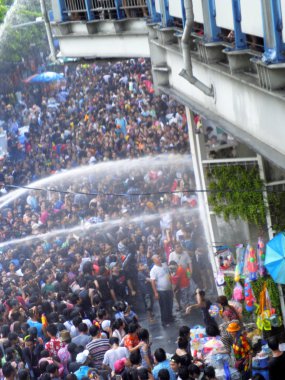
[150,255,174,327]
[103,337,129,371]
[169,242,191,271]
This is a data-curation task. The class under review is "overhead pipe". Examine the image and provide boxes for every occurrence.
[179,0,214,97]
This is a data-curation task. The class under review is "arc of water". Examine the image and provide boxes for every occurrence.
[0,154,191,209]
[0,206,198,250]
[0,0,22,41]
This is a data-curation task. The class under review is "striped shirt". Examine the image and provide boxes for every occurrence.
[86,338,110,368]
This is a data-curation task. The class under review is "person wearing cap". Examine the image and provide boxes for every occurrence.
[74,350,92,380]
[114,357,128,376]
[226,322,251,378]
[169,354,181,378]
[101,320,112,339]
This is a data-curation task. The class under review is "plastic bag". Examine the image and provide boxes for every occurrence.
[215,271,225,287]
[234,244,245,281]
[257,238,266,277]
[244,279,256,312]
[216,246,234,270]
[233,282,244,301]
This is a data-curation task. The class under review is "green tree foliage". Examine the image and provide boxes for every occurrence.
[0,0,8,23]
[224,275,281,318]
[207,163,285,232]
[207,164,267,227]
[267,191,285,233]
[0,0,52,63]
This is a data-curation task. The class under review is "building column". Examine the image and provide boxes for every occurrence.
[186,107,222,294]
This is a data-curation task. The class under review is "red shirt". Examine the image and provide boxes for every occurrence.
[124,334,139,351]
[45,337,64,356]
[170,266,190,289]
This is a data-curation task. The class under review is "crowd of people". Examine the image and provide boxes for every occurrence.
[0,58,282,380]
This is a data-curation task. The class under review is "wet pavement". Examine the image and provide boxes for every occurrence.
[135,299,206,354]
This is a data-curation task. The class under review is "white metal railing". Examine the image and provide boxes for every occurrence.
[121,0,148,9]
[64,0,87,12]
[90,0,116,11]
[169,0,183,19]
[215,0,234,31]
[192,0,203,23]
[240,0,263,37]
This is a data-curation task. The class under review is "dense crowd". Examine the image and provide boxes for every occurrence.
[0,59,282,380]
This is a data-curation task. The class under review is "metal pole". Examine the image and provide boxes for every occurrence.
[40,0,57,62]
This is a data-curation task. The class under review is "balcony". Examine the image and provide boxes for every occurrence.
[51,0,151,58]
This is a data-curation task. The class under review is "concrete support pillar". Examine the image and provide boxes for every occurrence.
[186,107,222,294]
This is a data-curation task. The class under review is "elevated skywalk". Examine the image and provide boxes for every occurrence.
[50,0,285,169]
[51,1,151,58]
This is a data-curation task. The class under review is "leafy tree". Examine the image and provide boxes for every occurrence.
[0,0,52,63]
[0,0,8,23]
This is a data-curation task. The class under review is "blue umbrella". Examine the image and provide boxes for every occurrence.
[24,72,64,84]
[265,232,285,284]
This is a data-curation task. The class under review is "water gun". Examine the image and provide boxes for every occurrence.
[41,313,48,328]
[247,246,258,281]
[186,267,191,279]
[257,238,266,277]
[234,244,245,281]
[244,279,256,312]
[233,282,244,302]
[234,264,240,282]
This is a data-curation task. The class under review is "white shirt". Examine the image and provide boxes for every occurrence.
[168,251,191,270]
[103,347,129,371]
[150,263,172,291]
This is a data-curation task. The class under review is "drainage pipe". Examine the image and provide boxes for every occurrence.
[179,0,214,97]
